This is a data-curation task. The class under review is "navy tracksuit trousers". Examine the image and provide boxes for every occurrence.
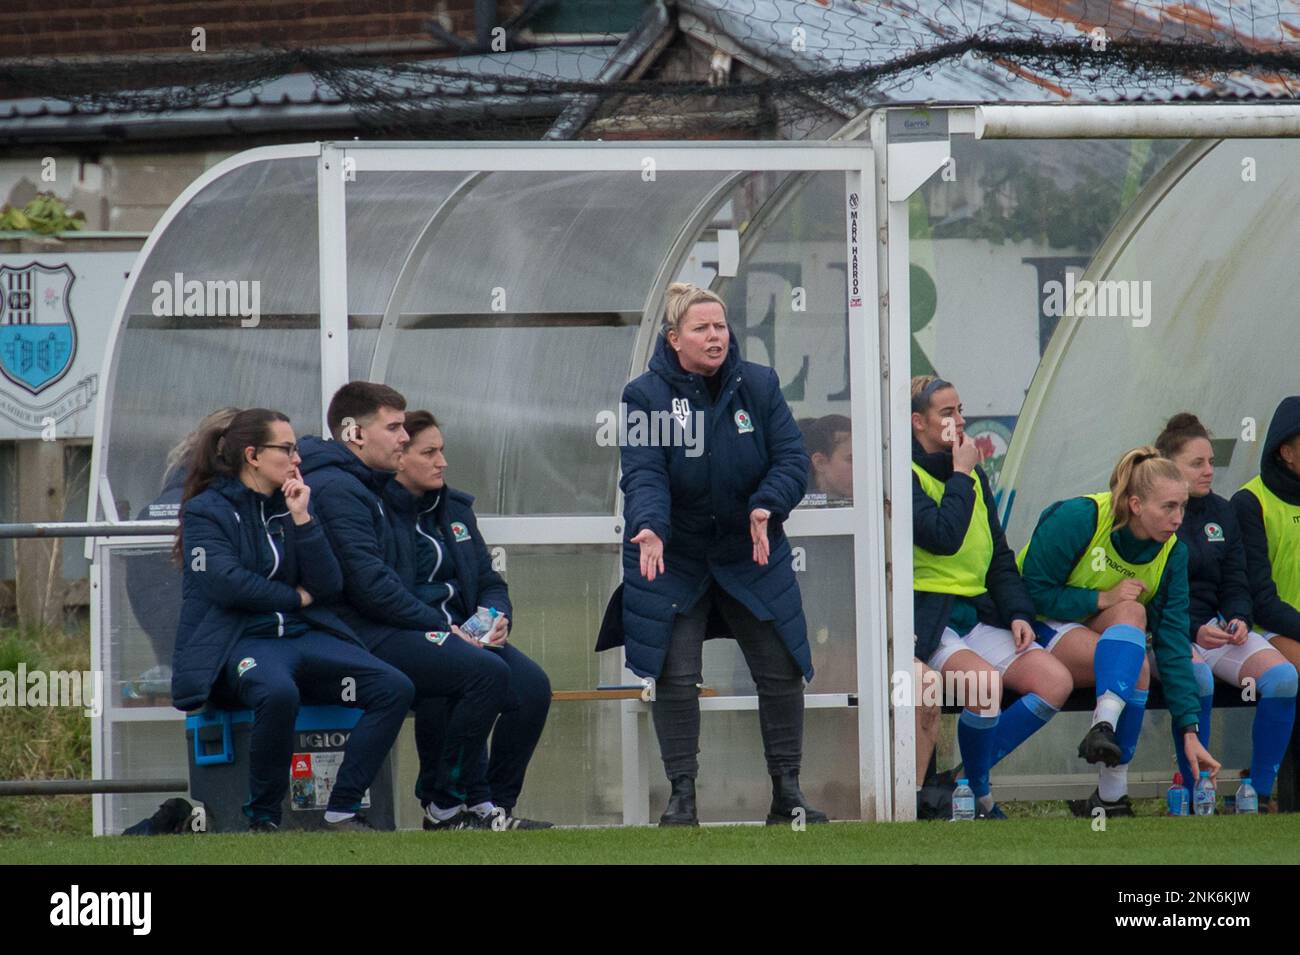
[410,642,551,811]
[369,629,512,810]
[212,631,414,824]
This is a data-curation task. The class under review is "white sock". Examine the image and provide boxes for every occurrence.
[1098,764,1129,802]
[1092,691,1125,728]
[323,810,355,824]
[424,801,465,822]
[977,793,995,814]
[468,801,498,818]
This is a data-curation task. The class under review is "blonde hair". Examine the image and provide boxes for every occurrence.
[664,282,727,336]
[1109,445,1186,531]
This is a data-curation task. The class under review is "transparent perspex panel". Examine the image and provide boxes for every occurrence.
[987,139,1300,547]
[104,157,320,520]
[100,720,188,836]
[104,542,179,710]
[909,136,1190,529]
[345,171,469,321]
[382,323,637,515]
[392,170,732,317]
[709,170,855,508]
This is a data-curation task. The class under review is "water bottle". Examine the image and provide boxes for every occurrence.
[951,778,976,821]
[1235,777,1258,814]
[122,664,172,702]
[461,606,500,643]
[1166,772,1190,816]
[1193,770,1216,816]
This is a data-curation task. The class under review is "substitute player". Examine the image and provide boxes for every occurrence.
[1156,413,1295,811]
[911,376,1073,818]
[1018,446,1219,815]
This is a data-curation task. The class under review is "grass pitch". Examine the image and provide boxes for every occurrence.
[3,814,1297,865]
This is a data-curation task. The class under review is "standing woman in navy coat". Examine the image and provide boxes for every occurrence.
[172,408,414,831]
[618,282,824,826]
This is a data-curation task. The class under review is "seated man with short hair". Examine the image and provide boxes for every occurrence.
[298,381,514,831]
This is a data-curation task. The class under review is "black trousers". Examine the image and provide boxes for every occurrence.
[651,581,805,779]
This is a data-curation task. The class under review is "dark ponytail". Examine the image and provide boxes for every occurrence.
[172,407,290,564]
[1155,411,1212,459]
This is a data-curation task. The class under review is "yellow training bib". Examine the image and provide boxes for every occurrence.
[912,462,993,597]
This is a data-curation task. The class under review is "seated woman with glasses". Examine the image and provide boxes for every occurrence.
[171,407,414,832]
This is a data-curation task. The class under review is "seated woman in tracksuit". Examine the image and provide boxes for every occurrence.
[911,376,1073,818]
[1233,397,1300,674]
[1157,413,1295,810]
[172,408,414,832]
[382,410,553,830]
[1018,446,1219,816]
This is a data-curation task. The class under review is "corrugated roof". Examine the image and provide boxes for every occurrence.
[681,0,1300,104]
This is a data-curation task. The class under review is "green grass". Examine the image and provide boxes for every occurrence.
[0,626,93,838]
[3,815,1298,865]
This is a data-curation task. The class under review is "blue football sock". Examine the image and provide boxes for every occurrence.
[1251,662,1298,798]
[1115,688,1148,764]
[958,708,999,800]
[1174,662,1214,789]
[990,693,1058,768]
[1093,624,1146,704]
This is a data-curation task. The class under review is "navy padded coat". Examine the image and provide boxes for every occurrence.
[171,476,359,710]
[613,333,812,680]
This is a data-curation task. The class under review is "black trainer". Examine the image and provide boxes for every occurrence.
[422,805,477,831]
[325,813,376,833]
[1069,787,1135,818]
[481,808,554,830]
[1077,721,1123,767]
[248,817,280,833]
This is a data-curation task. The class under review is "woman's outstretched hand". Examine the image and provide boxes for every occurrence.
[750,508,771,566]
[631,528,665,581]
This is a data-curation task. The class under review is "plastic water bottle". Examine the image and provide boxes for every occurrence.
[1193,770,1216,816]
[121,663,172,702]
[1166,772,1190,816]
[951,778,976,821]
[1235,777,1258,814]
[461,606,500,643]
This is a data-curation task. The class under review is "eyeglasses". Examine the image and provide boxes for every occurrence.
[256,443,299,456]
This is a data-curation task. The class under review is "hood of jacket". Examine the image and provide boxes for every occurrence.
[297,434,391,494]
[1261,396,1300,505]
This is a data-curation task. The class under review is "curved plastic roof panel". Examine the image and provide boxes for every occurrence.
[1000,138,1300,548]
[105,153,322,520]
[392,170,731,317]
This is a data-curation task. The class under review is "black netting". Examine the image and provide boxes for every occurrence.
[5,2,1300,139]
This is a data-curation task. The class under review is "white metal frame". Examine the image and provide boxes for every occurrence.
[90,108,1300,832]
[872,102,1300,821]
[87,140,890,830]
